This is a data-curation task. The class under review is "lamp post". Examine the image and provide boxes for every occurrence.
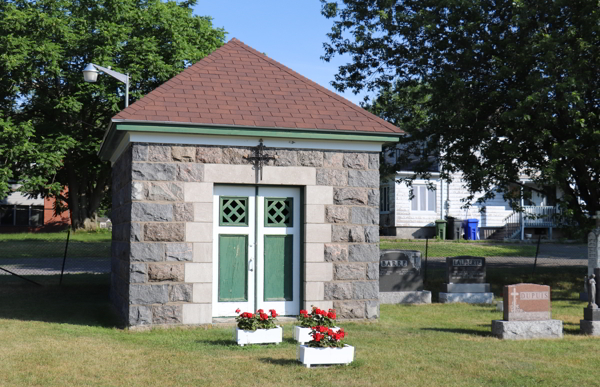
[82,63,130,107]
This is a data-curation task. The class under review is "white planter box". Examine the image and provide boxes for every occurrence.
[297,344,354,368]
[293,326,340,344]
[233,326,283,346]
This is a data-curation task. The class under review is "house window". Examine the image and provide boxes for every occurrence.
[0,205,44,226]
[411,185,436,212]
[380,186,390,212]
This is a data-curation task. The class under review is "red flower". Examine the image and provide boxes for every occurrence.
[327,329,334,336]
[257,309,264,314]
[314,308,322,315]
[300,310,308,315]
[327,312,336,319]
[270,310,277,318]
[260,313,268,320]
[235,308,241,314]
[312,332,323,342]
[249,313,254,318]
[319,326,328,333]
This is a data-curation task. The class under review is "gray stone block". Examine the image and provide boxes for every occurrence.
[146,182,183,201]
[144,223,184,242]
[316,169,347,186]
[130,243,165,262]
[132,144,148,161]
[131,181,146,200]
[334,263,366,280]
[367,262,379,280]
[368,189,380,207]
[298,150,323,167]
[222,148,252,164]
[333,300,366,319]
[583,308,600,321]
[130,223,142,242]
[270,149,297,166]
[148,145,171,162]
[379,291,432,305]
[439,292,494,304]
[148,264,184,282]
[334,188,368,205]
[171,146,196,162]
[351,207,379,225]
[129,305,152,326]
[441,283,491,293]
[353,281,379,299]
[132,202,173,222]
[492,319,563,340]
[169,284,192,302]
[173,203,194,222]
[196,146,223,163]
[324,244,348,262]
[166,243,193,262]
[348,170,379,188]
[364,226,379,243]
[580,320,600,336]
[132,163,178,181]
[324,282,353,300]
[129,284,169,304]
[323,152,343,168]
[368,154,379,170]
[152,305,182,324]
[332,225,365,243]
[348,244,379,262]
[343,153,368,169]
[177,163,203,182]
[325,206,349,223]
[130,263,147,283]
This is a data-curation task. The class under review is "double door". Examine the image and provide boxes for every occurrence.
[212,185,300,317]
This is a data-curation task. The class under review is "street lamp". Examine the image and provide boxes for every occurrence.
[82,63,130,107]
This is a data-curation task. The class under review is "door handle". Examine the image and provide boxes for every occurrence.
[249,259,254,272]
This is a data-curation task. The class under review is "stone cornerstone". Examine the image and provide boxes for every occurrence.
[111,142,381,327]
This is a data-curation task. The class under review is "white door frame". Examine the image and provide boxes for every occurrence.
[212,185,301,317]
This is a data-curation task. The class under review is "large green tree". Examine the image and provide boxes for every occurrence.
[0,0,225,228]
[321,0,599,228]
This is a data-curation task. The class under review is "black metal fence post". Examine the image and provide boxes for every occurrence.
[59,229,71,285]
[532,235,542,275]
[424,238,429,285]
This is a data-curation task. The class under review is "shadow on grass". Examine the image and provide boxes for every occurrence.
[0,274,119,328]
[259,358,300,366]
[421,327,493,337]
[195,339,240,347]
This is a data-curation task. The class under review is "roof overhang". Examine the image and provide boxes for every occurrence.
[99,120,403,161]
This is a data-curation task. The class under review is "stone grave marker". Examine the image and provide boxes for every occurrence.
[446,256,486,284]
[503,283,551,321]
[581,271,600,335]
[439,256,492,303]
[492,283,563,340]
[379,250,423,292]
[379,250,430,304]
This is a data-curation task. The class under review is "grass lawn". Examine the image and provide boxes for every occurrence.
[0,230,111,259]
[380,239,538,257]
[0,274,597,387]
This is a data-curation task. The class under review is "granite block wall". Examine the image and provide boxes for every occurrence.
[112,142,381,327]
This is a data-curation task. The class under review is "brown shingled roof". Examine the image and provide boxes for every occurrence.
[113,38,402,134]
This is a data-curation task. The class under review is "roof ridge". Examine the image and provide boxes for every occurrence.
[228,38,400,133]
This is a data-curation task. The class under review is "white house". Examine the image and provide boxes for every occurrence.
[379,148,560,240]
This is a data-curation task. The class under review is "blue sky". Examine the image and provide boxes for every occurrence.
[193,1,369,105]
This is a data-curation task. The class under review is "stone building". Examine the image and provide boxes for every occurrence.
[99,38,402,327]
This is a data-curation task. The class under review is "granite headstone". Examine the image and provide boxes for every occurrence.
[445,256,486,284]
[503,283,551,321]
[379,250,423,292]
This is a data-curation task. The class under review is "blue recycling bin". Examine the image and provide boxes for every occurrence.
[462,219,479,240]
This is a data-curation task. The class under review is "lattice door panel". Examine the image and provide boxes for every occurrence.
[265,197,293,227]
[219,197,249,226]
